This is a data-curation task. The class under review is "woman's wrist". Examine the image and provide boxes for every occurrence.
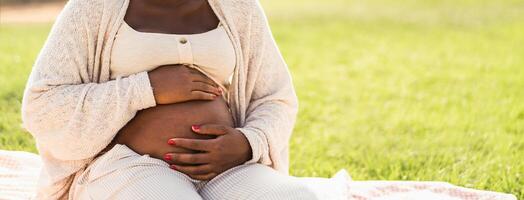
[233,130,253,163]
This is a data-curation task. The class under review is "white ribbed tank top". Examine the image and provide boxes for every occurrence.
[110,21,236,101]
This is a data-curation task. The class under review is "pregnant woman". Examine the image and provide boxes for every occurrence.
[21,0,318,199]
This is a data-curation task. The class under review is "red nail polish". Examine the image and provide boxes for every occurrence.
[164,154,172,161]
[170,165,177,170]
[192,125,200,132]
[167,139,175,145]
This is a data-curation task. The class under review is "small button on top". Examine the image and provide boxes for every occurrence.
[179,37,187,44]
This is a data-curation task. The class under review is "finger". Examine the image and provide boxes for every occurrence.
[192,124,230,136]
[165,153,211,165]
[171,164,213,175]
[191,74,219,88]
[190,172,218,181]
[188,68,220,87]
[191,82,220,96]
[190,91,217,100]
[170,138,213,151]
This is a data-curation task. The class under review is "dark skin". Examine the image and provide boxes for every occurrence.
[109,0,252,181]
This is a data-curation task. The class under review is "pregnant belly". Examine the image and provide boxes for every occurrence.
[110,97,234,164]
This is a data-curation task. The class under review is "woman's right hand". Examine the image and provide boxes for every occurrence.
[148,64,222,104]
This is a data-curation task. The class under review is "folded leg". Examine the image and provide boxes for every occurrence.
[70,144,202,200]
[200,163,319,200]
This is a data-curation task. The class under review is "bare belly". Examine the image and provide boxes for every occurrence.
[110,97,234,164]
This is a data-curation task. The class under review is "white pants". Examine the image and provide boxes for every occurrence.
[70,144,318,200]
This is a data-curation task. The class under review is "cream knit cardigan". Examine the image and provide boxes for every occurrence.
[20,0,298,199]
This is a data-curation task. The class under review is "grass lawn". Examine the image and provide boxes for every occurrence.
[1,0,523,198]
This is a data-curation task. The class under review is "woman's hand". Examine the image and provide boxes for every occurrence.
[148,64,222,104]
[163,124,252,180]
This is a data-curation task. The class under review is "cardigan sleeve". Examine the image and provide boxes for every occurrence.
[20,0,157,161]
[235,0,299,170]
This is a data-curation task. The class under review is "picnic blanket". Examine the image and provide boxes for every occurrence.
[0,150,517,200]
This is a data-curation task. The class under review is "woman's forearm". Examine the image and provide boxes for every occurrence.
[22,71,157,161]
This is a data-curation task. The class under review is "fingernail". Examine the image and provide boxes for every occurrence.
[167,139,175,145]
[170,165,177,170]
[192,125,200,132]
[164,154,172,161]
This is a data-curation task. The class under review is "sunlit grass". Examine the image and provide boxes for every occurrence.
[0,23,50,153]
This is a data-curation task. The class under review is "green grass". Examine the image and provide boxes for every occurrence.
[1,0,523,198]
[0,23,50,153]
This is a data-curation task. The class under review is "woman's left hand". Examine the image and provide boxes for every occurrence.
[163,124,252,180]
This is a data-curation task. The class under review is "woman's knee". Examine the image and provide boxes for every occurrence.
[249,180,319,200]
[77,168,201,199]
[109,172,203,200]
[202,164,319,200]
[72,145,203,199]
